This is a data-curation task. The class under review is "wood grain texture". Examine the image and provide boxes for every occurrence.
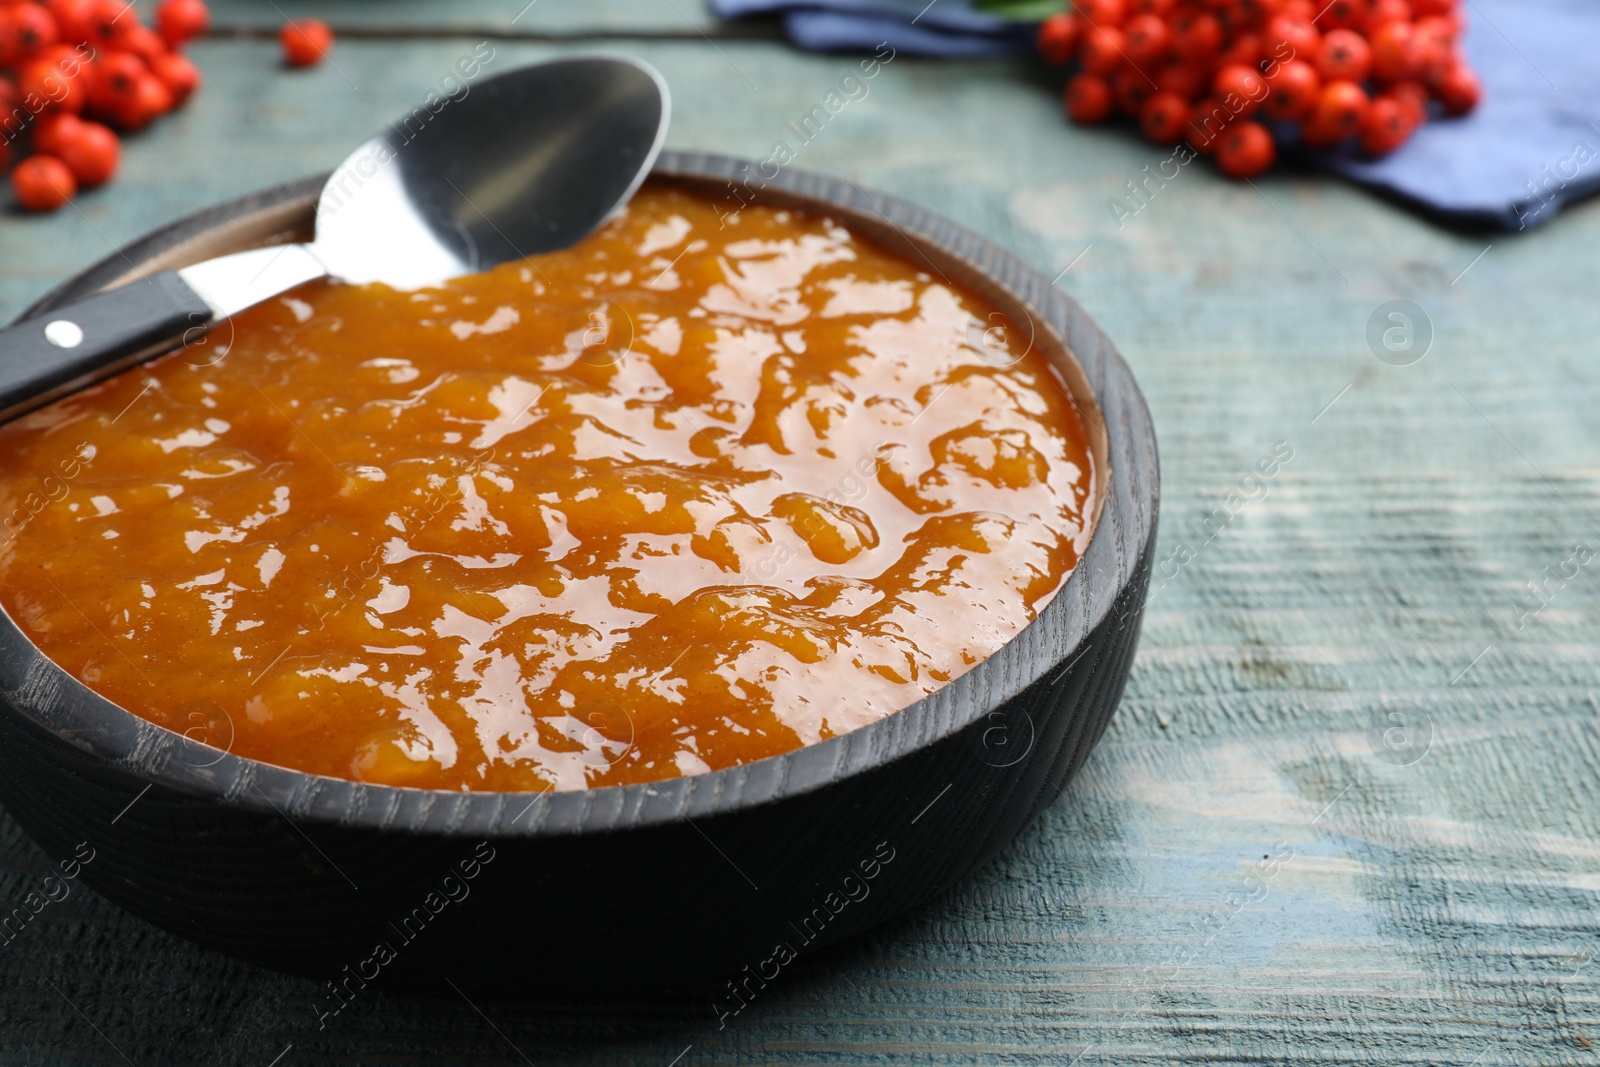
[202,0,730,35]
[2,25,1598,1067]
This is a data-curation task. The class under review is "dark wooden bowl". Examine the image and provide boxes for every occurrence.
[0,152,1158,997]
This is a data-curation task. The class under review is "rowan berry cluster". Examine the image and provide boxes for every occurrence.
[0,0,212,209]
[2,1,336,212]
[1037,0,1481,178]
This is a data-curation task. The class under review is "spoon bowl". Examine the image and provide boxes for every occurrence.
[314,53,670,288]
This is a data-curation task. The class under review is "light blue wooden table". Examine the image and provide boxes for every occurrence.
[2,3,1597,1064]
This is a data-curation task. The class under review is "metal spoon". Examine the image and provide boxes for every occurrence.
[0,54,670,422]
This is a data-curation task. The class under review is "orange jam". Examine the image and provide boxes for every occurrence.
[0,184,1095,791]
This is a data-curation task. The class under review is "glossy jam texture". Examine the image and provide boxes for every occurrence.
[0,184,1095,791]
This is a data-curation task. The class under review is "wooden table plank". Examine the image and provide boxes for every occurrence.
[202,0,729,35]
[2,30,1598,1067]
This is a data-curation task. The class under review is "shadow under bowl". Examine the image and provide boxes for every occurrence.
[0,152,1159,997]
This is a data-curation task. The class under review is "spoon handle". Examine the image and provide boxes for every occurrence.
[0,271,214,423]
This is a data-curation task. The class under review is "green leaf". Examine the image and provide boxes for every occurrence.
[971,0,1067,21]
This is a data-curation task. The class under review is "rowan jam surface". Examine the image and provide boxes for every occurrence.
[0,184,1096,791]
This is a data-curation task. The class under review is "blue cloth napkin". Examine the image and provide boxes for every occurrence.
[711,0,1034,58]
[711,0,1600,230]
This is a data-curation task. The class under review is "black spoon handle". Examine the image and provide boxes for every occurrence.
[0,271,214,422]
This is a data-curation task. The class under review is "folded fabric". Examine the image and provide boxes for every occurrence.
[712,0,1600,230]
[709,0,1034,58]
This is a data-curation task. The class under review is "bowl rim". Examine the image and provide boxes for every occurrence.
[3,150,1159,837]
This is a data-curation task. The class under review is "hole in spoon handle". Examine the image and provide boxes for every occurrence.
[0,271,214,425]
